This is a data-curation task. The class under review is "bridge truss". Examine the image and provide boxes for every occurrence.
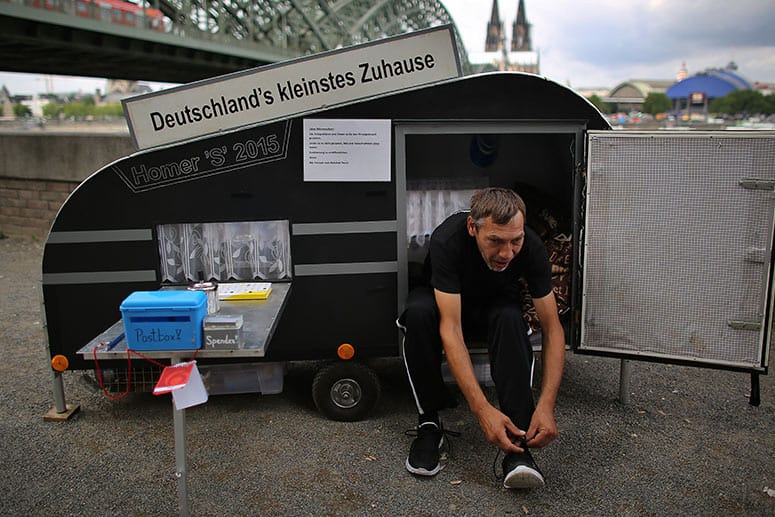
[0,0,469,84]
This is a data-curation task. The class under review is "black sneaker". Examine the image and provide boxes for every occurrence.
[405,422,444,476]
[502,449,545,489]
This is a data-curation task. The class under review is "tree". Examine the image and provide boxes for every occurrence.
[94,103,124,117]
[62,102,91,118]
[642,92,671,115]
[13,103,31,117]
[42,102,62,118]
[709,90,768,115]
[764,94,775,115]
[586,94,611,114]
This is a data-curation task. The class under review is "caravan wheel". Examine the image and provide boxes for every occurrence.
[312,362,380,421]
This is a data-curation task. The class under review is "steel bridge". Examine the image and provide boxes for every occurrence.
[0,0,468,84]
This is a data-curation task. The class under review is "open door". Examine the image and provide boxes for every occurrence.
[580,131,775,372]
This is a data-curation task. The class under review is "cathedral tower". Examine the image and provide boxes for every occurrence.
[473,0,538,74]
[511,0,532,51]
[485,0,505,52]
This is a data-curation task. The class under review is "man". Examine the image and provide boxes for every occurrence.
[400,187,565,488]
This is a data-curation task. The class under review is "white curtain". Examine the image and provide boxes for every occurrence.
[158,220,291,283]
[406,189,477,246]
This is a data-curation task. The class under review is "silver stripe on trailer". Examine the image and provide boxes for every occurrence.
[46,229,153,244]
[294,261,398,277]
[291,221,397,235]
[42,270,157,285]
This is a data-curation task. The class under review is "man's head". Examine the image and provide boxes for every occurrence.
[467,188,527,272]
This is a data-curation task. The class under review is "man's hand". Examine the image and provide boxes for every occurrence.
[474,403,526,454]
[525,402,558,448]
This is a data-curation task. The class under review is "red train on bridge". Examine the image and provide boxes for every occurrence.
[24,0,165,31]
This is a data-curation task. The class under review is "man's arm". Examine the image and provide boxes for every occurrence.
[434,289,524,454]
[526,291,566,448]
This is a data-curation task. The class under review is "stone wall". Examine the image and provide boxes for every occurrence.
[0,177,80,239]
[0,131,133,239]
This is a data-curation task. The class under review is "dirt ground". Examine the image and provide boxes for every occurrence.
[1,235,773,516]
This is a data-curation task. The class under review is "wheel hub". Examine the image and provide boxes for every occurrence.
[330,378,362,409]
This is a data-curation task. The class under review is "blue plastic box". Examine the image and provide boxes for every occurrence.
[120,290,207,351]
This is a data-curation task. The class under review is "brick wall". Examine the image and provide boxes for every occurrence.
[0,177,79,239]
[0,130,133,239]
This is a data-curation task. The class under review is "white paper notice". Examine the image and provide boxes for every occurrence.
[303,119,391,182]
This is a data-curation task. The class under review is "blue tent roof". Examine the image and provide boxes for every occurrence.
[667,69,751,99]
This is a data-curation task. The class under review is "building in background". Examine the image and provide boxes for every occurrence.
[469,0,539,74]
[1,86,12,117]
[666,62,751,118]
[604,80,674,113]
[102,79,153,103]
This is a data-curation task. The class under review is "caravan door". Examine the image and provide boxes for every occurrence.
[580,131,775,372]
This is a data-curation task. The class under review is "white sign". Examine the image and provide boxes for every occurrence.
[303,119,391,182]
[123,25,461,150]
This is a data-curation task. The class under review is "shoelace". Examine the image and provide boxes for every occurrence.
[492,435,528,481]
[404,423,461,457]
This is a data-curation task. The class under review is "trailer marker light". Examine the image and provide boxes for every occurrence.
[337,343,355,360]
[51,355,69,372]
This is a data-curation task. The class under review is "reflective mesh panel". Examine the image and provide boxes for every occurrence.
[581,132,775,368]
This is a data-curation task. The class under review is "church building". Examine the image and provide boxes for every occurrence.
[469,0,539,74]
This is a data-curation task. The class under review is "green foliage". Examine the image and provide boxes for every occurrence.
[42,102,62,118]
[62,102,92,118]
[766,94,775,115]
[586,94,612,114]
[710,89,773,115]
[93,103,124,117]
[642,92,671,115]
[13,103,32,117]
[40,100,123,119]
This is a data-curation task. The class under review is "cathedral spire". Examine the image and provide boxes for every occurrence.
[485,0,505,52]
[511,0,532,51]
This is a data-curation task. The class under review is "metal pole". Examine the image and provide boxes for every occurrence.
[619,359,631,405]
[749,372,761,407]
[173,404,189,517]
[52,371,68,412]
[44,370,80,421]
[171,354,190,517]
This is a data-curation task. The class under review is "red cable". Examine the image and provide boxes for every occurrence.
[93,344,132,400]
[92,343,200,400]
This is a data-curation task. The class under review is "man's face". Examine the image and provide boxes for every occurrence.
[467,213,525,272]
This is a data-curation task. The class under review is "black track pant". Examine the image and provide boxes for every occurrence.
[400,286,536,430]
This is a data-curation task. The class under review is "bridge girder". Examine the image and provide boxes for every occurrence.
[0,0,468,84]
[160,0,467,59]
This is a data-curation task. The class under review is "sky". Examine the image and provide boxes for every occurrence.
[1,0,774,95]
[443,0,775,88]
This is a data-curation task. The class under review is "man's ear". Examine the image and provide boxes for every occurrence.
[466,216,477,237]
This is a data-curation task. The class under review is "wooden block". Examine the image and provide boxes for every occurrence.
[43,404,81,422]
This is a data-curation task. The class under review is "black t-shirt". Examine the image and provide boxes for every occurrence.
[423,211,552,302]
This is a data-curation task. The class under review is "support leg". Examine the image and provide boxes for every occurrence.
[749,372,760,407]
[618,359,631,405]
[44,371,80,421]
[173,404,189,517]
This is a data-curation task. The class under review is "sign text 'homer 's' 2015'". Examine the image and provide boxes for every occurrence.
[123,26,461,150]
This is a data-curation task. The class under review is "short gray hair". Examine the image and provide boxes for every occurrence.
[470,187,526,227]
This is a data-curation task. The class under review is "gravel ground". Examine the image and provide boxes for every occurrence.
[1,235,773,516]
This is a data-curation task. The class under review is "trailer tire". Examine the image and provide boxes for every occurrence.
[312,362,381,422]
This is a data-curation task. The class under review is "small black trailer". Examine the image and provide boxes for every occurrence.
[41,37,773,422]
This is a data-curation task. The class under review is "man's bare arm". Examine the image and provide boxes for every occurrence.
[526,291,565,448]
[434,289,524,453]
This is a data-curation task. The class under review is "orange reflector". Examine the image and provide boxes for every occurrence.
[51,354,69,372]
[337,343,355,360]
